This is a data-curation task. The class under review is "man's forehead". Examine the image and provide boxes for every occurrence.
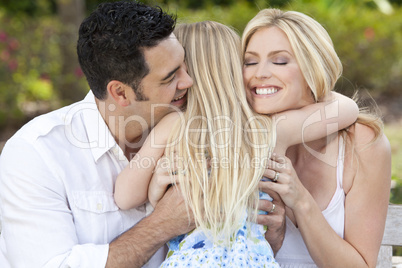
[143,34,184,75]
[144,33,179,53]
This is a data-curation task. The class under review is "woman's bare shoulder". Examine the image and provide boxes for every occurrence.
[342,123,391,193]
[349,123,390,154]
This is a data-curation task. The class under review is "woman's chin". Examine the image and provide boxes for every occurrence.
[253,105,277,115]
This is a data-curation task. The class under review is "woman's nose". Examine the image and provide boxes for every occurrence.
[255,63,272,80]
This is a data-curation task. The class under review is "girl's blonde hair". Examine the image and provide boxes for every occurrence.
[242,8,383,140]
[167,21,274,245]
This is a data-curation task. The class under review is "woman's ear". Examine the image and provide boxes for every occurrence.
[107,80,131,107]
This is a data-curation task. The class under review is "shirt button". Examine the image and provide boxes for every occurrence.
[97,203,102,211]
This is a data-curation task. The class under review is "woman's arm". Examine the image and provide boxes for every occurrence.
[114,112,180,210]
[274,92,358,153]
[300,127,390,267]
[264,125,391,267]
[337,126,390,267]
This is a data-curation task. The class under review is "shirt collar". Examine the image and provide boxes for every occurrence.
[82,91,120,163]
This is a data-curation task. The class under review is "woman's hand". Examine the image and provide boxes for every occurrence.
[256,187,286,255]
[262,154,309,211]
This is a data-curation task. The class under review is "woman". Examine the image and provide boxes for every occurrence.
[242,9,391,267]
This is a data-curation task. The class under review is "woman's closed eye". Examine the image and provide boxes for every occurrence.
[244,55,259,66]
[272,56,289,65]
[244,61,258,66]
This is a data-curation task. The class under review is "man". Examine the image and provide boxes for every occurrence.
[0,1,284,267]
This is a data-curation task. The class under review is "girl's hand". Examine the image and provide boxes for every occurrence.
[261,154,309,210]
[148,157,179,208]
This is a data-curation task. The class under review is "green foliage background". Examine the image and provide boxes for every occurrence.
[1,0,401,126]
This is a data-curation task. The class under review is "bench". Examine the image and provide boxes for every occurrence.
[377,204,402,268]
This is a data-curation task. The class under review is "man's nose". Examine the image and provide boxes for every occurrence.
[178,70,193,90]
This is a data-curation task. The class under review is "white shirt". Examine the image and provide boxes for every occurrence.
[0,91,166,267]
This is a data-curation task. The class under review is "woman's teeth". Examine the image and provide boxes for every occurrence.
[256,87,278,95]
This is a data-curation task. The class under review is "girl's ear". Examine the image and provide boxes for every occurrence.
[107,80,131,107]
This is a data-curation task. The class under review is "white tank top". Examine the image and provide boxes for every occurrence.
[275,137,346,267]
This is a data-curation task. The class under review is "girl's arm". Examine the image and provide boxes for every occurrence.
[274,92,358,153]
[114,112,180,210]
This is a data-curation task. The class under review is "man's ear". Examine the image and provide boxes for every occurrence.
[107,80,131,107]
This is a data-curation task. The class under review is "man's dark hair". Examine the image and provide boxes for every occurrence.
[77,1,176,100]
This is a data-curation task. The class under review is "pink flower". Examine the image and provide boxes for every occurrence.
[8,59,18,71]
[0,50,10,61]
[74,67,84,78]
[0,31,7,42]
[364,27,375,41]
[8,38,20,51]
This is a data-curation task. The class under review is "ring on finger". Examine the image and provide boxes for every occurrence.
[269,203,276,213]
[273,171,279,182]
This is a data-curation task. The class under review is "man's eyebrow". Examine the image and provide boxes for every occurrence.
[162,66,180,81]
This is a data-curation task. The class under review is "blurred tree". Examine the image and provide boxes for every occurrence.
[0,0,56,16]
[56,0,86,103]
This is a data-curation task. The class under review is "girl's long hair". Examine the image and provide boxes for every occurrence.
[167,21,274,245]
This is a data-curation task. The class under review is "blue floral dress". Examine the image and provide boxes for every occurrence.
[159,192,279,267]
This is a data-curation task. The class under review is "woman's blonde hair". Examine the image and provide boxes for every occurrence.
[167,21,274,245]
[242,8,383,140]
